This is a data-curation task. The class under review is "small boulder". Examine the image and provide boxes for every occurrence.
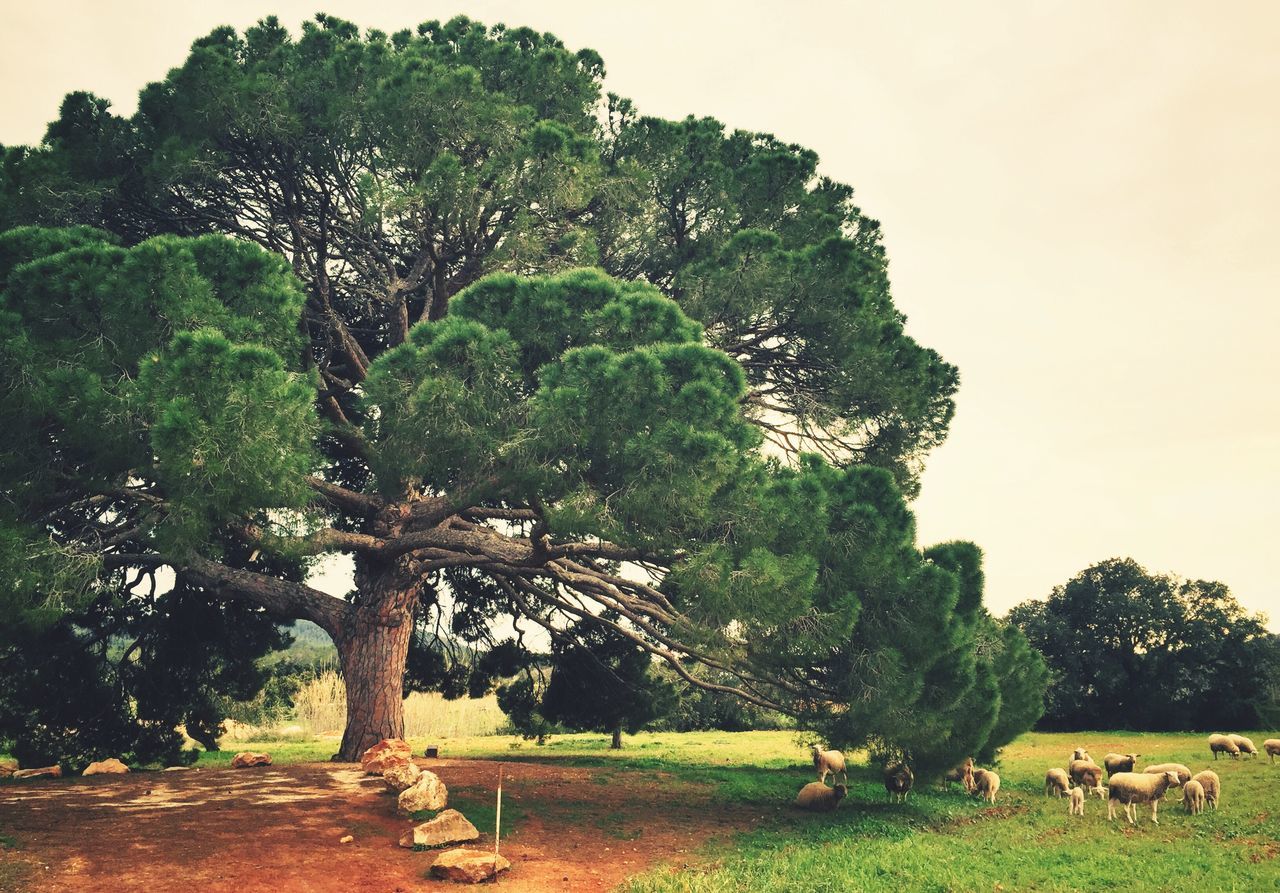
[13,765,61,779]
[339,835,354,844]
[383,760,422,793]
[399,809,480,849]
[83,758,130,776]
[398,770,448,814]
[360,738,412,775]
[231,751,272,769]
[430,848,510,884]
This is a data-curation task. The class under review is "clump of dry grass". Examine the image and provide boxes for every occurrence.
[291,670,504,738]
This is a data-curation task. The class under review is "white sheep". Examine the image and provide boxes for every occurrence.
[795,782,846,811]
[1182,779,1206,815]
[1208,733,1240,760]
[1069,786,1085,816]
[1107,770,1180,825]
[1191,770,1220,810]
[1227,734,1258,759]
[1044,768,1070,798]
[973,768,1000,804]
[1072,747,1092,763]
[1264,739,1280,765]
[1069,759,1105,798]
[811,745,847,786]
[1142,762,1191,798]
[1102,752,1140,777]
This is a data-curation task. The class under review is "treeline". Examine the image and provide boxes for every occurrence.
[1010,558,1280,732]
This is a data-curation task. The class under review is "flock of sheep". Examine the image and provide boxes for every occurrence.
[795,734,1280,824]
[794,746,1000,811]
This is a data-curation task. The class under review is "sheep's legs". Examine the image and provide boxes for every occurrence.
[1151,800,1159,824]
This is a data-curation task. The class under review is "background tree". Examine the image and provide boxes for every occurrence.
[539,617,677,748]
[0,15,1010,761]
[1009,558,1279,731]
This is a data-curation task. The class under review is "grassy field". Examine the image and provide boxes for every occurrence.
[188,728,1280,892]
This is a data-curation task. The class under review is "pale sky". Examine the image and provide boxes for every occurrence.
[3,1,1277,628]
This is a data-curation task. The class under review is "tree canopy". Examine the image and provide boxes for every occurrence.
[1009,558,1280,731]
[0,13,1032,766]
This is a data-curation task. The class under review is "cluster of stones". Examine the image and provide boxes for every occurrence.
[359,738,509,883]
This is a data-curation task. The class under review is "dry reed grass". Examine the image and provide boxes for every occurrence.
[291,670,505,738]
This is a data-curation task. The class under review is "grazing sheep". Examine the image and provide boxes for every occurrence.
[1209,734,1241,760]
[811,745,847,786]
[1142,762,1191,796]
[1107,770,1180,824]
[884,762,914,803]
[1072,747,1093,763]
[1069,760,1105,797]
[1045,768,1070,798]
[1103,752,1140,777]
[1227,734,1258,759]
[973,768,1000,804]
[1191,770,1220,809]
[1264,739,1280,764]
[1182,779,1206,815]
[944,757,975,792]
[1069,786,1085,816]
[795,781,847,812]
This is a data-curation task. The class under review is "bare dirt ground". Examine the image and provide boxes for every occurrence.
[0,758,768,892]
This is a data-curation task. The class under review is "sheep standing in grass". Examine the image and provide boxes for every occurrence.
[811,745,847,786]
[1107,770,1180,824]
[795,782,847,812]
[1182,779,1206,815]
[1142,763,1191,798]
[1209,734,1240,760]
[973,768,1000,804]
[1227,734,1258,759]
[1264,739,1280,764]
[1069,760,1105,798]
[1069,786,1085,816]
[1192,770,1220,809]
[884,763,914,803]
[1103,753,1140,777]
[944,757,975,792]
[1072,747,1092,763]
[1045,768,1070,798]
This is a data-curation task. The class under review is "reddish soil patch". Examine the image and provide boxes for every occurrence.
[0,758,766,892]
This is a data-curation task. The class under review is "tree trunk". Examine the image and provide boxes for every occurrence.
[611,726,623,750]
[335,598,415,762]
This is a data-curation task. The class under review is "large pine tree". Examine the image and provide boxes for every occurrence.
[0,14,1037,764]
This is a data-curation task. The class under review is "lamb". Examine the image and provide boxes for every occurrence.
[1102,752,1140,777]
[1191,770,1220,809]
[1068,786,1085,816]
[1107,770,1181,825]
[1265,739,1280,764]
[884,762,914,803]
[1208,733,1241,760]
[1182,779,1206,815]
[1044,768,1070,798]
[811,745,847,786]
[1069,759,1105,798]
[944,757,975,792]
[1227,734,1258,759]
[795,781,847,812]
[973,768,1000,804]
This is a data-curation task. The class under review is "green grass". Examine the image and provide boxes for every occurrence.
[186,729,1280,890]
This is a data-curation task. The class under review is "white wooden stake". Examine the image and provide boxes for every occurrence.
[494,764,504,855]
